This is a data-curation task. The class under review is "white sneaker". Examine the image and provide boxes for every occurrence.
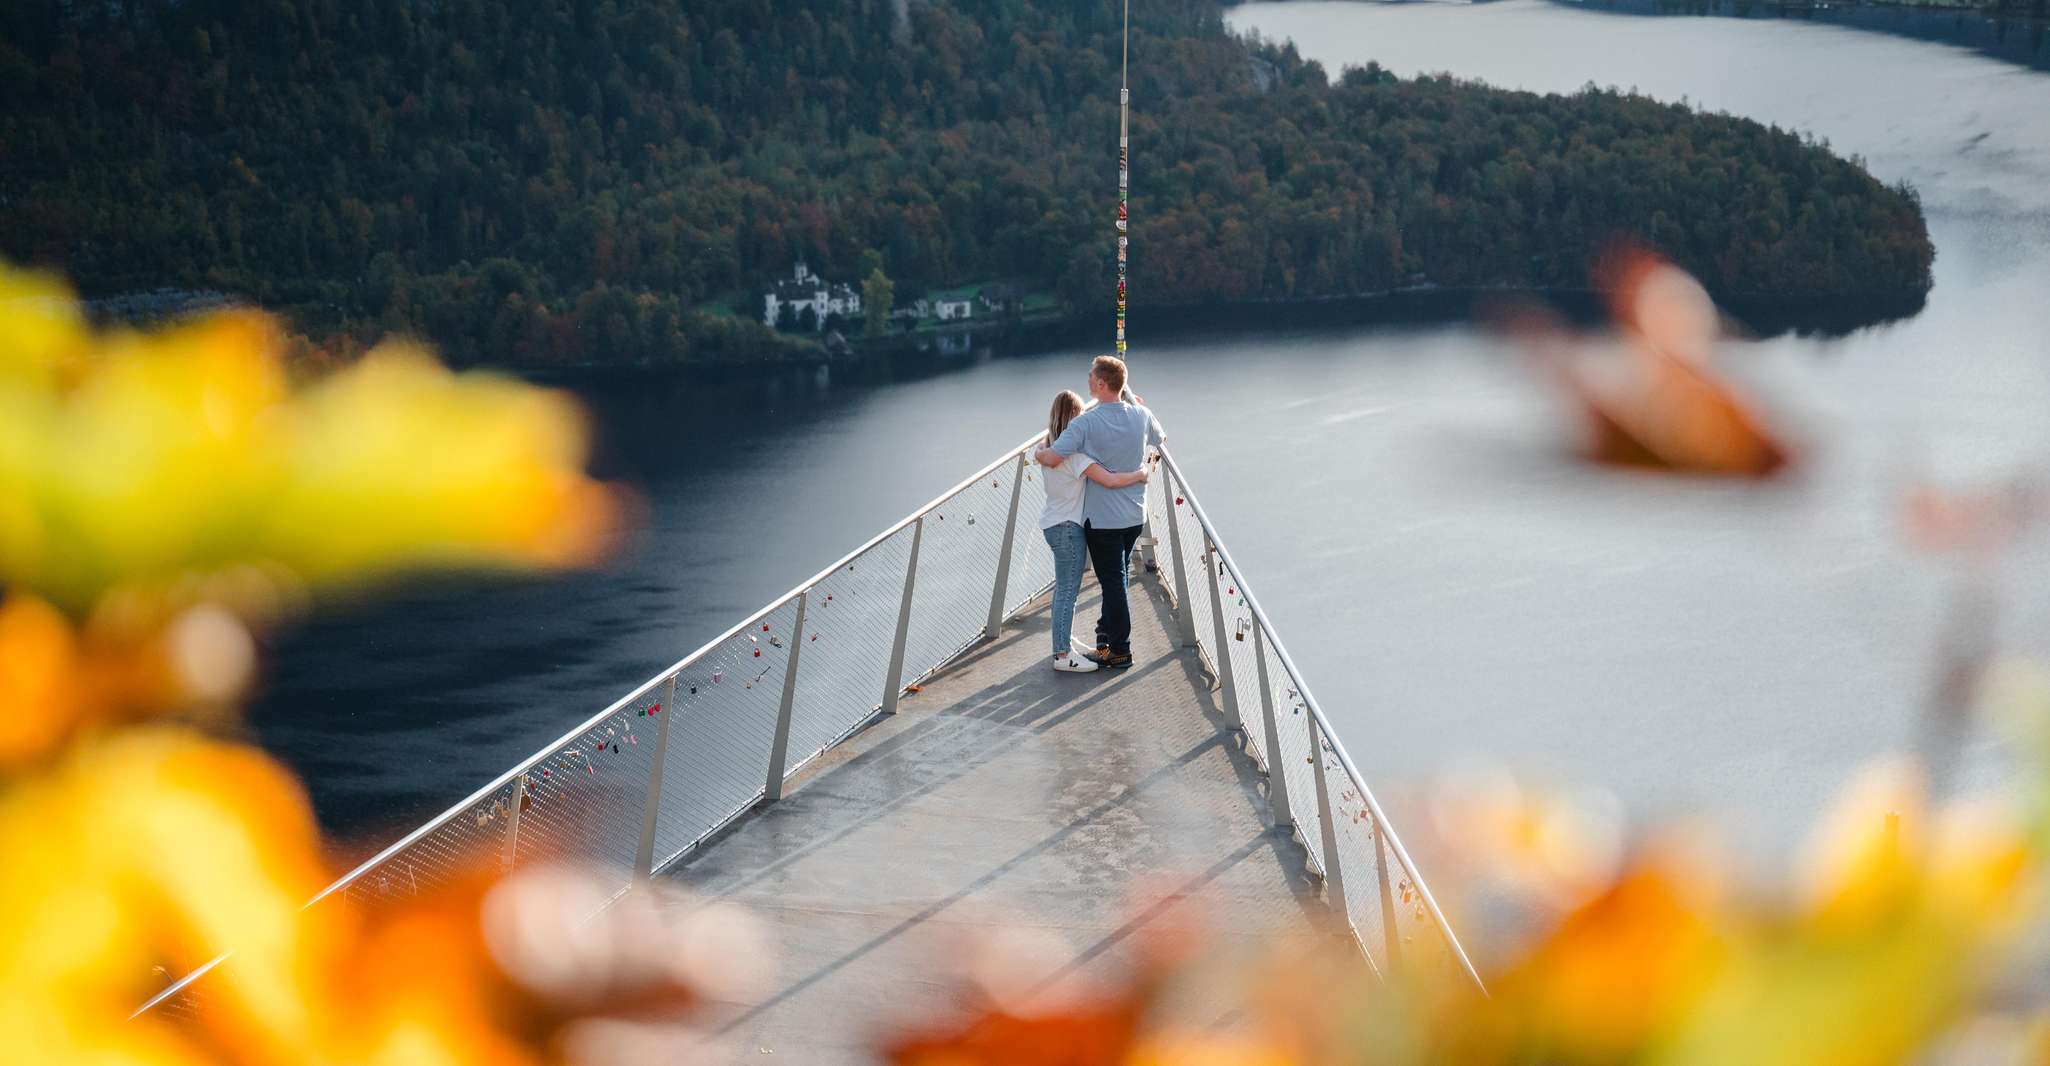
[1053,654,1099,673]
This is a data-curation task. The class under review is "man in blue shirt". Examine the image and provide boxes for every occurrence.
[1035,355,1165,668]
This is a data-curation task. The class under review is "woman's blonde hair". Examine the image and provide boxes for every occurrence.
[1048,389,1085,446]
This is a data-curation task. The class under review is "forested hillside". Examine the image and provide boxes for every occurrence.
[0,0,1934,367]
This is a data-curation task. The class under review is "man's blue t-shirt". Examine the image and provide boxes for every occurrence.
[1049,401,1165,529]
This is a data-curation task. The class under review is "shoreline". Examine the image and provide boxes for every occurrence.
[77,276,1926,390]
[515,281,1928,388]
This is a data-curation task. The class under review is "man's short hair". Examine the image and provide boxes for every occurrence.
[1091,355,1128,395]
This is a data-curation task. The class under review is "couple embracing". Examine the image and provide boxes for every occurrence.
[1033,355,1165,674]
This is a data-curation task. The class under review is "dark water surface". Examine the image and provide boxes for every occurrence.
[260,0,2050,866]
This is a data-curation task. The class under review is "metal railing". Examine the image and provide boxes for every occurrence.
[139,428,1478,1017]
[1145,452,1483,990]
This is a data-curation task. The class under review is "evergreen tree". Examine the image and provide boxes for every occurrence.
[863,268,894,337]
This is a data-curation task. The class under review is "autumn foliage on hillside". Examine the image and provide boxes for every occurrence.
[0,0,1932,367]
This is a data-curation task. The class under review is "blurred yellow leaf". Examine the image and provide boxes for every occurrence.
[0,729,327,1064]
[1503,859,1724,1062]
[0,593,81,764]
[0,262,619,618]
[0,593,257,771]
[0,264,85,387]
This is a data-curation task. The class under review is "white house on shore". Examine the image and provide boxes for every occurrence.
[935,297,973,321]
[763,263,862,330]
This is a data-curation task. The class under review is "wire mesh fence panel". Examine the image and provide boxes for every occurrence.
[1143,476,1179,609]
[1167,490,1221,696]
[1406,897,1463,983]
[1003,457,1061,621]
[335,774,533,909]
[142,969,210,1020]
[1327,765,1399,977]
[901,475,1015,686]
[785,527,919,774]
[1218,562,1267,763]
[1332,787,1460,982]
[508,684,670,888]
[1371,827,1461,984]
[648,597,802,869]
[1265,641,1325,877]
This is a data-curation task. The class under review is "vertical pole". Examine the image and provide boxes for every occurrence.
[1114,0,1130,357]
[633,674,678,884]
[764,591,809,801]
[985,453,1028,639]
[1251,623,1293,830]
[1309,716,1352,932]
[1204,535,1242,730]
[1374,820,1405,971]
[1163,470,1198,647]
[882,516,924,716]
[500,775,528,872]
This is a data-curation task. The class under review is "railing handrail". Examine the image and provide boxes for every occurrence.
[139,428,1052,1019]
[140,427,1481,1018]
[314,428,1051,908]
[1156,450,1485,993]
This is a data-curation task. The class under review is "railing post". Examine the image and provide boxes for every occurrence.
[1139,470,1162,576]
[633,673,678,883]
[984,452,1028,639]
[882,516,924,716]
[1251,623,1293,829]
[500,775,527,872]
[1162,469,1198,647]
[764,591,808,801]
[1374,820,1404,971]
[1204,536,1242,730]
[1309,716,1352,932]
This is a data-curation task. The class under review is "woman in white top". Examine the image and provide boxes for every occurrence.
[1040,390,1150,672]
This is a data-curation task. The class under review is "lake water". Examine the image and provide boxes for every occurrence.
[258,0,2050,869]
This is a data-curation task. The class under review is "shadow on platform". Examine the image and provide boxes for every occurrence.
[662,573,1325,1063]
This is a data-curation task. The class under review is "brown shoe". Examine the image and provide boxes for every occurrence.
[1097,651,1135,669]
[1084,644,1112,664]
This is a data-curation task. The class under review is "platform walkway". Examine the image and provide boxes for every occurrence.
[664,571,1326,1062]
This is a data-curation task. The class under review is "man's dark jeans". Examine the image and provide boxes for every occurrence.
[1083,522,1143,656]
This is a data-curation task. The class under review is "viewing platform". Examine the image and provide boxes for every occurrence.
[669,579,1318,1060]
[140,434,1479,1049]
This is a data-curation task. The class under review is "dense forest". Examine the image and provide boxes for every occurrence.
[0,0,1934,367]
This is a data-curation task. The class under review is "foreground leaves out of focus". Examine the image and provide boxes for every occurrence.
[4,726,762,1064]
[874,389,2050,1066]
[11,258,2050,1065]
[882,705,2050,1066]
[0,265,617,767]
[1502,244,1792,479]
[0,263,772,1066]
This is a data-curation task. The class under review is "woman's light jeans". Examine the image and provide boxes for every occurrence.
[1042,521,1087,656]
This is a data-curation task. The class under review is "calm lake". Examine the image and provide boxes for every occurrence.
[257,0,2050,867]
